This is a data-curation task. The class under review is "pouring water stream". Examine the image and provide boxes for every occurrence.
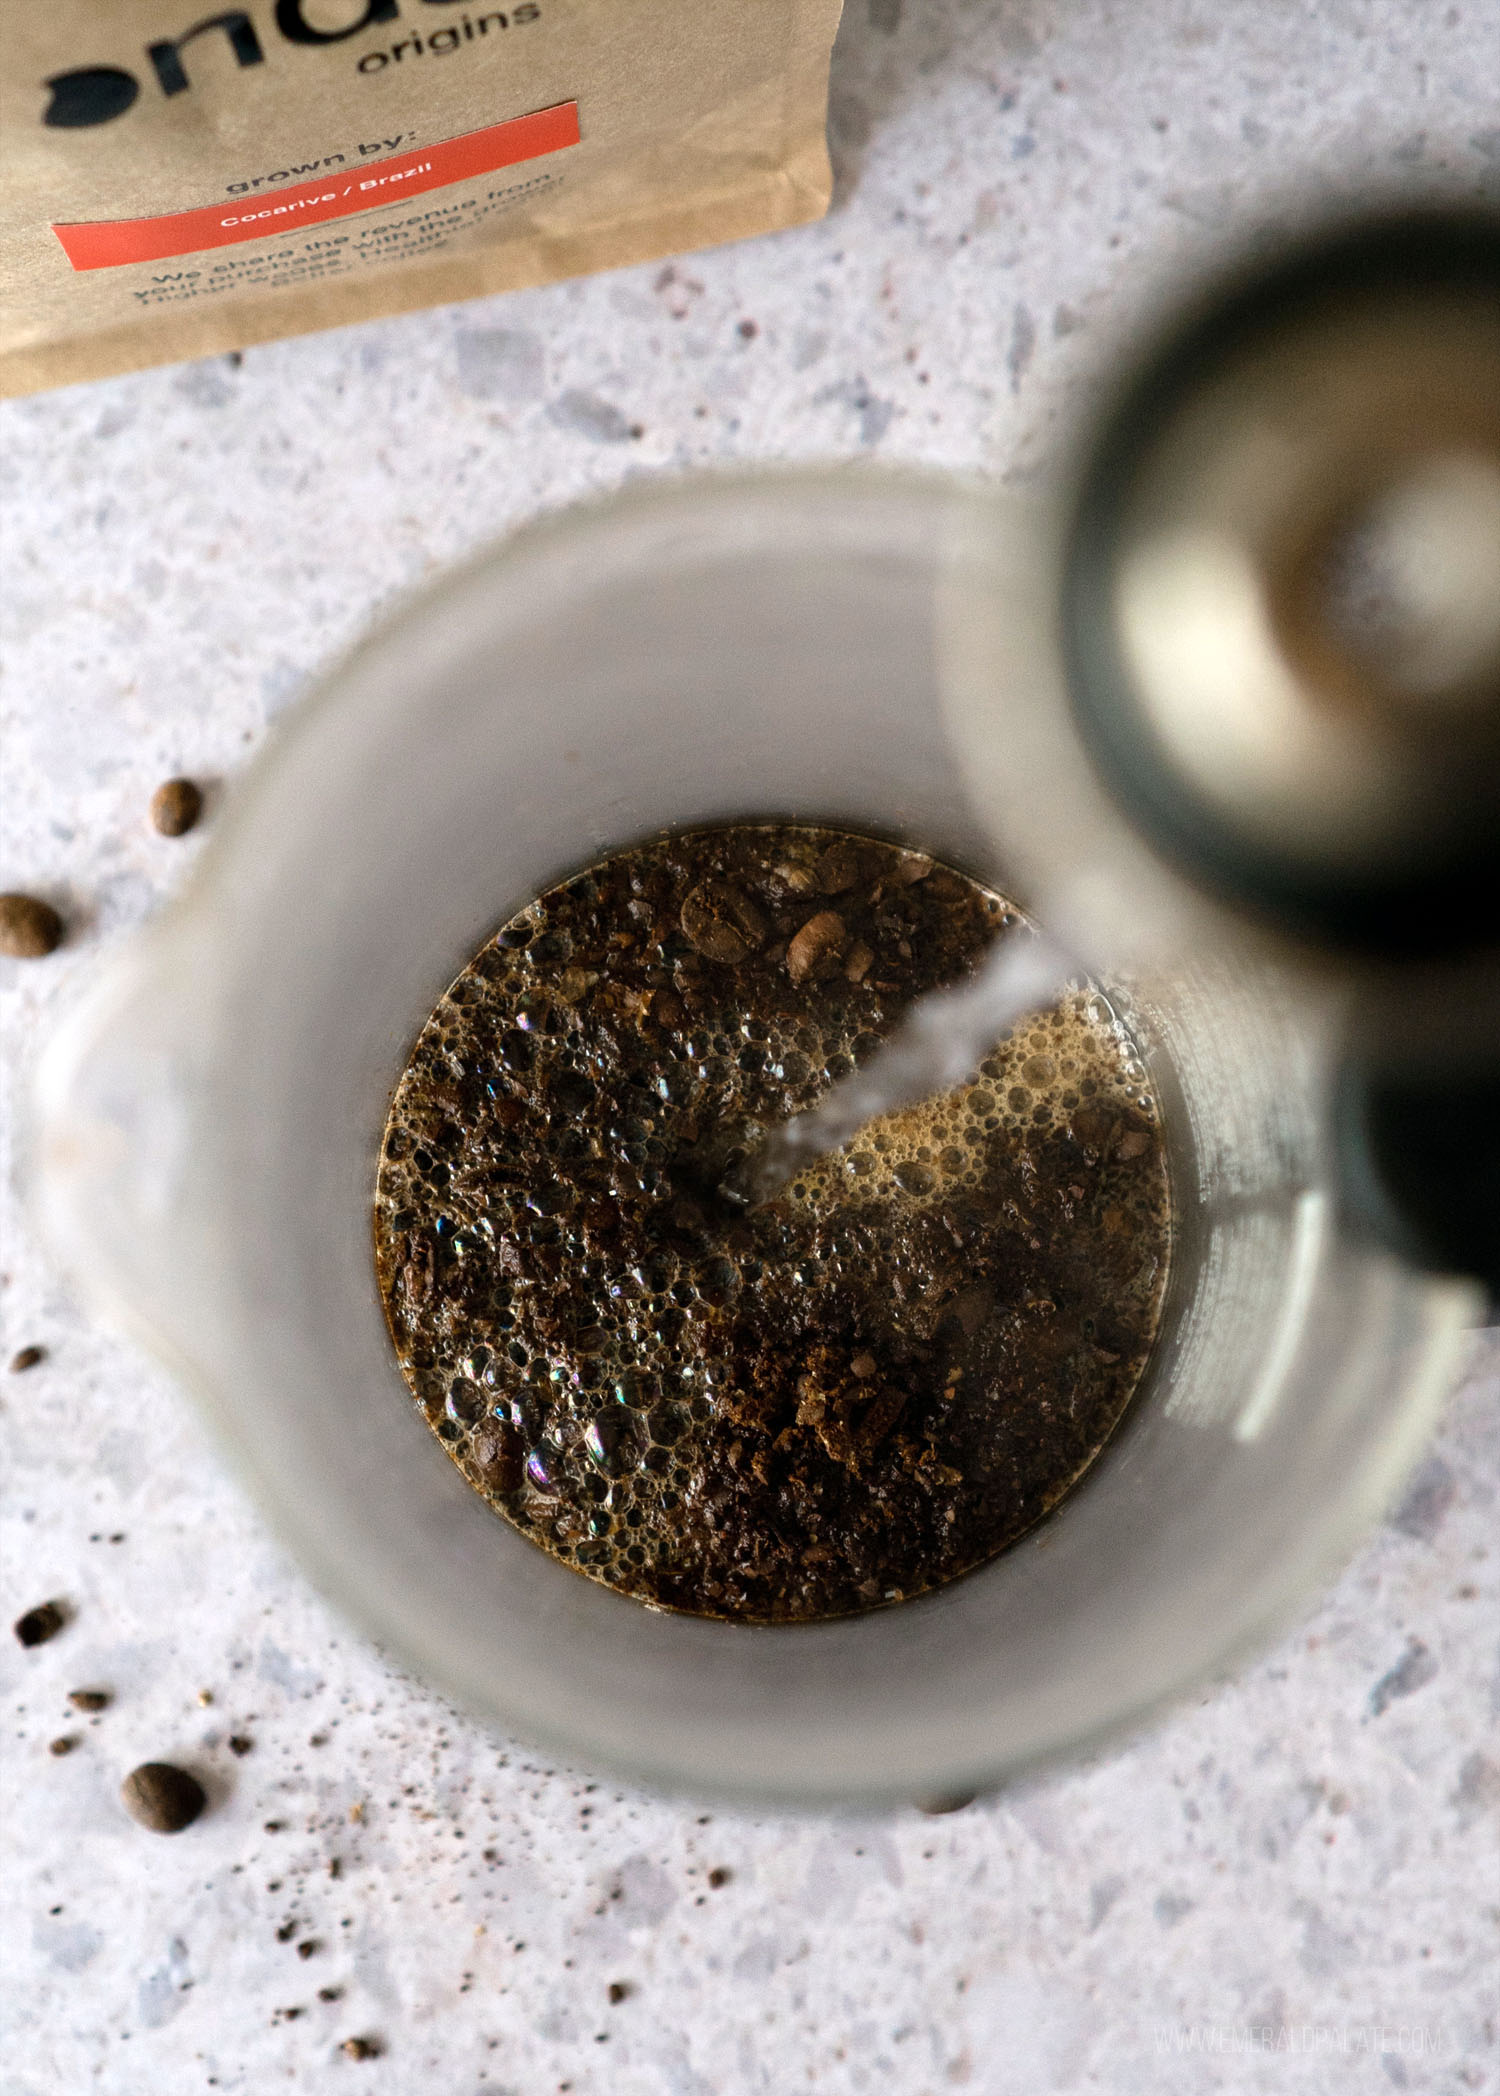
[740,928,1076,1202]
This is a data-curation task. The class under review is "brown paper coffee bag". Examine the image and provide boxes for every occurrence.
[0,0,844,396]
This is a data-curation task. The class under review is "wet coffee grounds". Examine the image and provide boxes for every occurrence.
[374,825,1172,1624]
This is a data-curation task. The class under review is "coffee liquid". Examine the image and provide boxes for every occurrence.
[374,825,1172,1623]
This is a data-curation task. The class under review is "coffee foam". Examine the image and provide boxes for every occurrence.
[783,987,1153,1215]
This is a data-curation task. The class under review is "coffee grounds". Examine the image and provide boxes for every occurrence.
[374,825,1172,1624]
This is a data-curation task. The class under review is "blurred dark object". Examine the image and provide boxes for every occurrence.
[1065,204,1500,957]
[1063,204,1500,1294]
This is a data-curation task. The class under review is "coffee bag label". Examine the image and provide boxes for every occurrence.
[2,0,843,395]
[52,104,581,268]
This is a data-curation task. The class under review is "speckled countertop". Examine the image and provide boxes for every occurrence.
[2,3,1497,2091]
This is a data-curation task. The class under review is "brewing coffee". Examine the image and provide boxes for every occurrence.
[374,824,1172,1623]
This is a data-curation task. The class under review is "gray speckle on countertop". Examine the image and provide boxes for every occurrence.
[2,2,1497,2090]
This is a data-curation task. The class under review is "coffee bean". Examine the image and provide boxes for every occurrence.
[785,910,846,985]
[607,1980,633,2004]
[341,2036,382,2060]
[813,841,861,893]
[471,1422,524,1494]
[0,893,64,959]
[228,1733,254,1756]
[651,989,684,1030]
[14,1600,66,1647]
[68,1688,110,1712]
[150,777,203,837]
[680,880,767,964]
[120,1761,206,1833]
[8,1345,45,1373]
[48,1736,76,1756]
[707,1865,732,1888]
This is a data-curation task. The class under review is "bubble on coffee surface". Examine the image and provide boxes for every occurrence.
[375,824,1173,1624]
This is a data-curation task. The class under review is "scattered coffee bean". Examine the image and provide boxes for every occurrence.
[298,1939,321,1960]
[785,908,846,984]
[0,893,64,959]
[14,1600,66,1648]
[651,989,684,1030]
[680,877,768,963]
[341,2036,382,2061]
[48,1736,76,1756]
[150,777,203,837]
[607,1980,633,2004]
[8,1345,45,1373]
[68,1688,110,1712]
[813,841,861,893]
[121,1761,206,1833]
[318,1985,344,2003]
[227,1734,254,1756]
[707,1866,732,1888]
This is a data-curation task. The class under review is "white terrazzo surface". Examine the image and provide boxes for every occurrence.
[2,3,1498,2090]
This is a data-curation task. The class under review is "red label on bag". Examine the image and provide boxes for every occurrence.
[51,102,580,272]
